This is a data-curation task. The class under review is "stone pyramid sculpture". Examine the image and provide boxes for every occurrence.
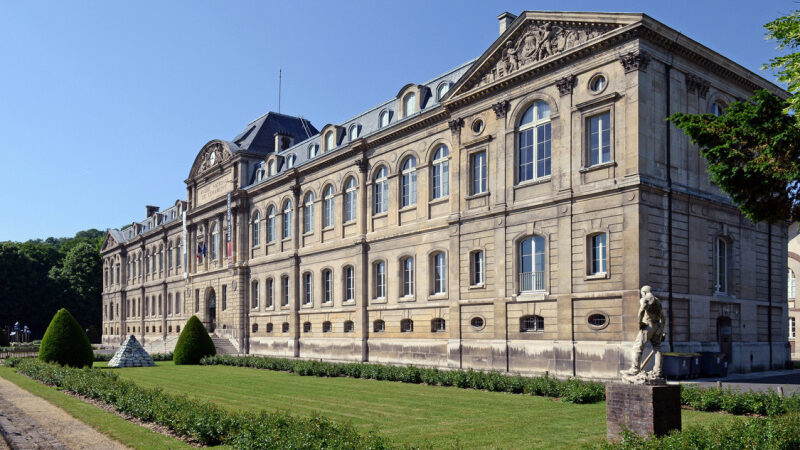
[108,335,155,368]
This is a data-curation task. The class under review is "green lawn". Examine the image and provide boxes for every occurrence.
[103,361,741,449]
[0,366,196,450]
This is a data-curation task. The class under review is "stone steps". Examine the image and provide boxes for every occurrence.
[211,336,238,355]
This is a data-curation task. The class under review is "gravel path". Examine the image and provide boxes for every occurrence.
[0,376,127,449]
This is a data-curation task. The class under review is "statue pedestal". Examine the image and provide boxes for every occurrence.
[606,383,681,440]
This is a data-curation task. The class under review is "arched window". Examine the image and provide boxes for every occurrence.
[520,315,544,332]
[374,261,386,299]
[373,319,385,332]
[344,320,354,333]
[519,236,546,292]
[252,211,261,247]
[401,256,414,297]
[303,321,311,333]
[400,156,417,208]
[344,177,358,223]
[251,280,259,309]
[303,192,315,233]
[267,206,276,242]
[344,265,355,302]
[168,293,173,315]
[400,319,414,333]
[517,101,551,183]
[308,144,319,159]
[431,252,446,294]
[349,125,359,140]
[266,323,273,333]
[266,278,274,307]
[373,166,388,215]
[589,233,607,275]
[710,101,725,116]
[281,275,290,306]
[322,321,332,333]
[282,201,292,239]
[379,110,390,128]
[431,145,450,199]
[715,237,729,294]
[431,318,446,332]
[282,322,290,333]
[323,185,335,228]
[252,323,259,333]
[404,93,416,117]
[789,269,796,299]
[211,224,219,261]
[168,245,173,270]
[175,292,180,315]
[322,269,332,303]
[325,131,335,152]
[268,160,276,176]
[437,82,450,101]
[303,272,313,305]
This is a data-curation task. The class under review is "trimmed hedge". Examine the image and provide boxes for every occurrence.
[93,352,173,362]
[200,354,606,404]
[680,384,800,417]
[11,358,390,449]
[38,308,93,368]
[173,316,216,365]
[600,413,800,449]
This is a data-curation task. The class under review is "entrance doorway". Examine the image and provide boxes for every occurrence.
[208,289,217,333]
[717,316,732,364]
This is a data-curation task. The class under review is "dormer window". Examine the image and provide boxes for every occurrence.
[404,93,416,117]
[308,144,319,159]
[287,155,295,168]
[349,125,359,141]
[380,110,390,128]
[268,160,276,176]
[256,167,265,182]
[325,131,335,152]
[437,82,450,101]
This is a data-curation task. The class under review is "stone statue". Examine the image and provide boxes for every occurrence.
[621,285,666,384]
[502,40,518,73]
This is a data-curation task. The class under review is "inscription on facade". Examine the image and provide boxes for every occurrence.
[197,172,232,206]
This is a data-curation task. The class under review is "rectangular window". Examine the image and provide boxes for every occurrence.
[590,234,607,275]
[472,251,484,285]
[588,112,611,166]
[266,279,273,307]
[303,274,313,305]
[222,285,227,311]
[195,289,199,313]
[716,238,728,294]
[402,258,414,297]
[323,271,332,303]
[471,151,487,195]
[175,292,180,315]
[252,281,259,308]
[790,317,796,339]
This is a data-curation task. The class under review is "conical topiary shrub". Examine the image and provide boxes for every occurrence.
[38,308,93,368]
[173,315,216,365]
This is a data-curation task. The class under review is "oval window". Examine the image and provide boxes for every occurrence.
[470,317,485,329]
[471,118,484,134]
[590,75,607,93]
[588,313,607,328]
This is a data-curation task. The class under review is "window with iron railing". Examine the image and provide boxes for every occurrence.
[519,236,546,292]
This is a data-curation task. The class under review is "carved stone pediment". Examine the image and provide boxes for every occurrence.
[188,140,234,181]
[476,21,614,88]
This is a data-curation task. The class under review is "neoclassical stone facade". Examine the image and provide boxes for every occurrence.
[788,223,799,360]
[101,11,791,378]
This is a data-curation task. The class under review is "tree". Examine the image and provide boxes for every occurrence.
[670,90,800,223]
[765,11,800,113]
[39,308,94,368]
[49,241,102,332]
[173,316,216,365]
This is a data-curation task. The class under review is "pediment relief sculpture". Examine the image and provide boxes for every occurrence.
[189,141,234,180]
[479,22,613,87]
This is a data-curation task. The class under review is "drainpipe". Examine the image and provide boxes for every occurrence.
[665,61,674,352]
[768,224,773,368]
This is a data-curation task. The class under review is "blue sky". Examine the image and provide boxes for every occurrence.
[0,0,795,242]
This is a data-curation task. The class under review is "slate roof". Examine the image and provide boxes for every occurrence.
[231,112,318,155]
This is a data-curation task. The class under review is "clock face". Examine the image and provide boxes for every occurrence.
[209,151,216,165]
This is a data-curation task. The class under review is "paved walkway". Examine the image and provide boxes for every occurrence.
[0,376,127,449]
[676,369,800,394]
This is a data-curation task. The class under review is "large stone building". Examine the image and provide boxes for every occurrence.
[101,11,791,378]
[788,223,799,360]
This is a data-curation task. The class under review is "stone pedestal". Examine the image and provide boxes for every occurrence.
[606,383,681,440]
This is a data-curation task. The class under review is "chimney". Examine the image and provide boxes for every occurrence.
[498,12,517,35]
[146,205,159,218]
[274,132,294,152]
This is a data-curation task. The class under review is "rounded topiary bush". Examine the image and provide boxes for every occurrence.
[38,308,93,368]
[174,315,216,365]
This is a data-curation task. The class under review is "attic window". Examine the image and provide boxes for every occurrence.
[287,155,295,168]
[325,131,335,152]
[308,144,319,159]
[404,93,416,117]
[437,82,450,101]
[380,111,390,128]
[349,125,359,140]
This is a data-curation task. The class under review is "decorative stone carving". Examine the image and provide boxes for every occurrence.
[556,75,577,96]
[355,159,369,174]
[621,286,666,385]
[492,100,510,118]
[685,73,710,99]
[480,22,610,86]
[289,184,301,197]
[619,51,651,73]
[448,118,464,134]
